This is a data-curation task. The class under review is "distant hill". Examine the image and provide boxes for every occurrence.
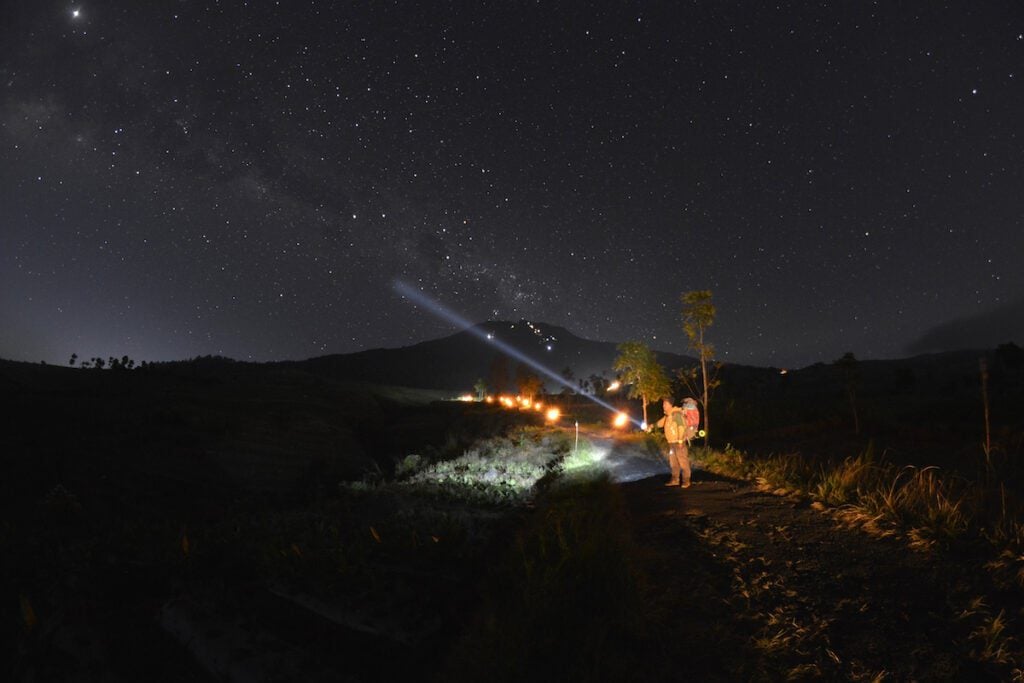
[906,296,1024,355]
[281,320,698,392]
[278,324,1022,465]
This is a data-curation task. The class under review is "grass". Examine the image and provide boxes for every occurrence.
[698,441,1024,675]
[442,472,653,683]
[699,443,1023,554]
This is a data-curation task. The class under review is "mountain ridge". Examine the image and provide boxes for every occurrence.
[280,320,698,392]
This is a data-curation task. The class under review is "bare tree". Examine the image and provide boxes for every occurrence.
[680,290,720,443]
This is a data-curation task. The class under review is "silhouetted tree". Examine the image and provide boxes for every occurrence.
[995,342,1023,370]
[68,353,77,366]
[560,366,576,395]
[473,377,488,401]
[517,368,543,401]
[588,374,610,396]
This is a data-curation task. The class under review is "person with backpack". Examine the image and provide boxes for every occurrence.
[651,397,697,488]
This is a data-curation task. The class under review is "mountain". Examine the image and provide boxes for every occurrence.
[282,320,697,392]
[906,296,1024,355]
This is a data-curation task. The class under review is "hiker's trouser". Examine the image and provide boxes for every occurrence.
[668,441,691,485]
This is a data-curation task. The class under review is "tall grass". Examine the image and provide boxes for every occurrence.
[443,474,652,683]
[699,444,1024,558]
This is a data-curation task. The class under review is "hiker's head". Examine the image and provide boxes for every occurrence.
[662,397,674,411]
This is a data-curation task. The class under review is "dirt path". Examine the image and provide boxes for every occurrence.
[604,436,1004,681]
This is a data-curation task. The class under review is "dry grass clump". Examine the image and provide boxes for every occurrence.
[702,443,1021,555]
[701,442,1024,674]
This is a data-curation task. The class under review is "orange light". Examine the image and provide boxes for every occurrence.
[534,402,543,411]
[545,407,561,422]
[457,394,474,402]
[485,396,494,403]
[612,412,629,429]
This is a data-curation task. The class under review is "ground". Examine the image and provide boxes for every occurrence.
[603,434,1009,680]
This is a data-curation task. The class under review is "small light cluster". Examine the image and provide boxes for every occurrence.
[524,320,557,350]
[473,393,562,423]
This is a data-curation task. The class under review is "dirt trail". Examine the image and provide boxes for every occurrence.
[604,436,1003,681]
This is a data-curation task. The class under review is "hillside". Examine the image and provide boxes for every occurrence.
[281,320,697,391]
[278,322,1022,464]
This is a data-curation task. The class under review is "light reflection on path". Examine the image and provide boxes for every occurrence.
[577,428,676,484]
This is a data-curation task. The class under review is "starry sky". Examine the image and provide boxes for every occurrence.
[2,1,1022,369]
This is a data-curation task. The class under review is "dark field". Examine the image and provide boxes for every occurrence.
[3,352,1024,681]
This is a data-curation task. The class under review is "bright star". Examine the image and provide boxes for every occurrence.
[71,8,81,19]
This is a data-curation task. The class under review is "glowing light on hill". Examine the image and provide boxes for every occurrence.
[393,280,642,426]
[545,407,560,422]
[612,412,629,429]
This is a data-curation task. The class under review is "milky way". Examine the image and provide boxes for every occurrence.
[2,2,1022,367]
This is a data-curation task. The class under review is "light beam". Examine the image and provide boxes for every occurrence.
[393,280,642,426]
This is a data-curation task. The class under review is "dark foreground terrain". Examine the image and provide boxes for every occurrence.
[620,463,1015,680]
[4,356,1024,681]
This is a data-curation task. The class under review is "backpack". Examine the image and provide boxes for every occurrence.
[664,409,688,442]
[683,406,700,428]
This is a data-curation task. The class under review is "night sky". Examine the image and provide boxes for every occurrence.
[2,2,1022,369]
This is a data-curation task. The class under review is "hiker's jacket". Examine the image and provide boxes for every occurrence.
[656,406,687,443]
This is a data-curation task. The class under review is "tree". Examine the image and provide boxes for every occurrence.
[613,341,670,426]
[833,352,860,434]
[560,366,576,395]
[68,353,77,366]
[588,374,610,396]
[473,377,488,401]
[517,368,543,402]
[680,290,721,443]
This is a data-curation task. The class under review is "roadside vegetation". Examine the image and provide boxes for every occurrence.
[6,417,638,681]
[697,442,1024,675]
[698,443,1023,554]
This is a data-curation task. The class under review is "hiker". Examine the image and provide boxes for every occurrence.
[651,397,697,488]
